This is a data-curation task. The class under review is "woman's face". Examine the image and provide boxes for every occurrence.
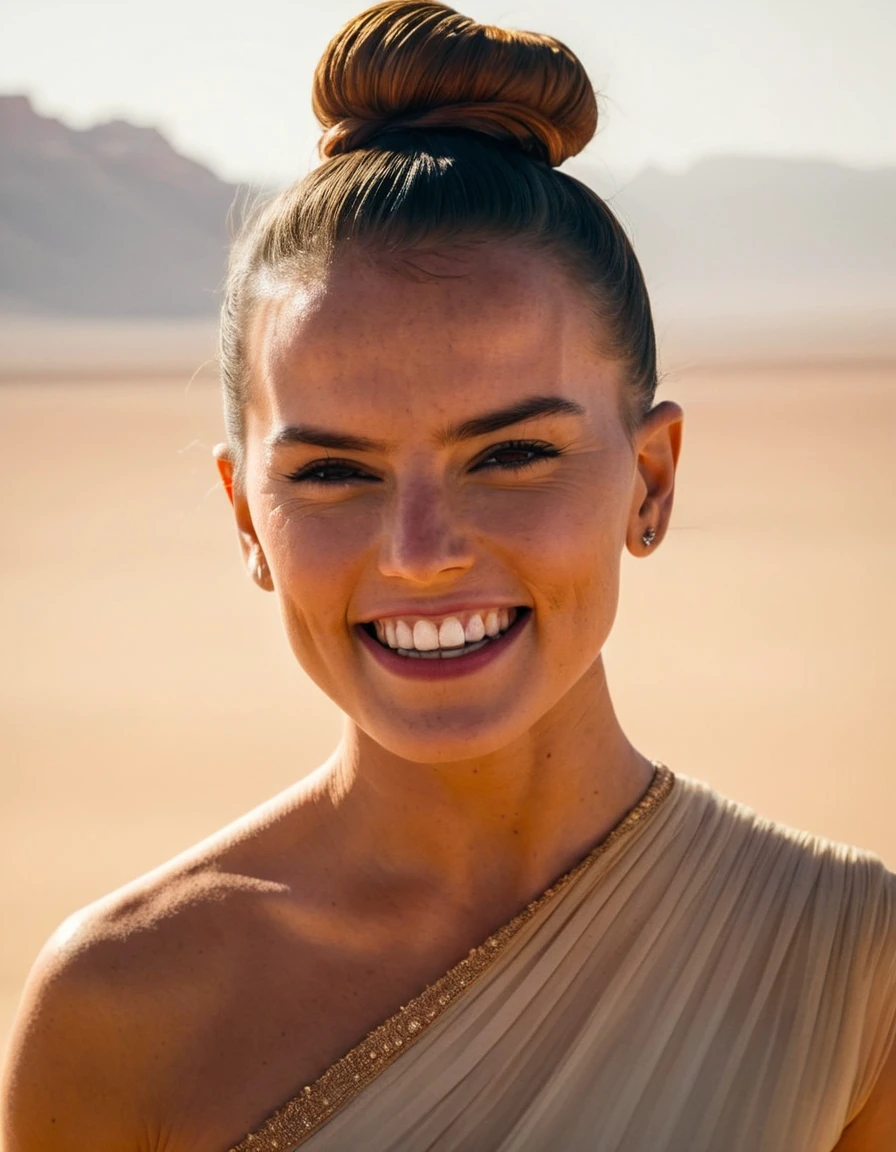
[222,244,680,763]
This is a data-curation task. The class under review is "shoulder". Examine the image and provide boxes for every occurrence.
[1,833,294,1152]
[669,774,896,1011]
[674,773,896,1147]
[673,772,896,885]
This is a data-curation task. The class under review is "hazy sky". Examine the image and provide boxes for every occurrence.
[2,0,894,187]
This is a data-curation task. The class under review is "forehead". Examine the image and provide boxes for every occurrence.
[247,244,620,431]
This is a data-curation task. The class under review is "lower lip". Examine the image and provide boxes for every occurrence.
[356,611,531,680]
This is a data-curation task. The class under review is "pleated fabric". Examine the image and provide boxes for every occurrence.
[240,772,896,1152]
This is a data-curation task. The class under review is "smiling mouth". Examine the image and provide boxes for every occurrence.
[361,607,528,659]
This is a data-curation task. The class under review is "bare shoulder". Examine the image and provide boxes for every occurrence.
[1,800,306,1152]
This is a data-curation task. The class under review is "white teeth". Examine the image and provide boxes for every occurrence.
[370,609,521,654]
[438,618,466,648]
[413,620,440,651]
[464,614,486,643]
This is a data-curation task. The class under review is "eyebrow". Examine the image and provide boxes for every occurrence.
[266,425,386,453]
[439,395,586,444]
[266,395,586,455]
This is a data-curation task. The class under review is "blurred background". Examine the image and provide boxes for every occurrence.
[1,0,894,1058]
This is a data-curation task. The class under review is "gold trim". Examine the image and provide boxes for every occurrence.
[230,763,675,1152]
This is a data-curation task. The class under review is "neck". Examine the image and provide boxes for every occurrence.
[310,658,654,918]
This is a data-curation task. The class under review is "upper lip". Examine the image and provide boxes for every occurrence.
[357,601,526,624]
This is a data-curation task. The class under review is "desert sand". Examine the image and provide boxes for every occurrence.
[1,349,894,1060]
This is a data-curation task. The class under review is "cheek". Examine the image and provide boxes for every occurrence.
[471,469,630,587]
[259,502,377,661]
[482,472,630,651]
[264,498,377,583]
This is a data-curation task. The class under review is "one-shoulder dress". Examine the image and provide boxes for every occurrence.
[230,765,896,1151]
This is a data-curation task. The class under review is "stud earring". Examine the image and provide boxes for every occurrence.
[642,527,657,547]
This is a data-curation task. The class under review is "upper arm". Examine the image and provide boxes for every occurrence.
[832,857,896,1152]
[832,1035,896,1152]
[1,921,159,1152]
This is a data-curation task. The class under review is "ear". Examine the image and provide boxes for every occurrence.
[213,443,274,592]
[625,401,684,557]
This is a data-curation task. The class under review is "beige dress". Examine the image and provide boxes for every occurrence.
[230,766,896,1151]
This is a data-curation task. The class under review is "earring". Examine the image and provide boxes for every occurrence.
[642,527,657,547]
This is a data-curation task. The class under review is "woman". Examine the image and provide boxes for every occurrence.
[3,3,895,1149]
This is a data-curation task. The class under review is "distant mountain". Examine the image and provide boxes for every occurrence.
[570,156,896,324]
[2,95,894,335]
[0,95,253,317]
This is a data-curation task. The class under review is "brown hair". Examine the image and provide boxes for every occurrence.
[219,1,658,481]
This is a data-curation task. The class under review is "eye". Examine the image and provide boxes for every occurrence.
[473,440,561,472]
[283,459,379,485]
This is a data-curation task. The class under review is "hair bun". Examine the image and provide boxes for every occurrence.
[313,1,597,167]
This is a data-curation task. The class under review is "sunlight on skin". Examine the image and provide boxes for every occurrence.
[216,243,683,904]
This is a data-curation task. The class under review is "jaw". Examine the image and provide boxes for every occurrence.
[345,626,611,768]
[344,649,613,775]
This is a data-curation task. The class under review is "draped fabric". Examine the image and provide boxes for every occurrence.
[232,770,896,1152]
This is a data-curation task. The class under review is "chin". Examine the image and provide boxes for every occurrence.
[356,704,536,766]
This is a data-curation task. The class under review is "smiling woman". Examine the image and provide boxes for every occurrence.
[3,3,895,1151]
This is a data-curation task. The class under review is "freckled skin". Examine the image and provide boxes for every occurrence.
[223,246,682,780]
[209,244,687,980]
[1,244,688,1152]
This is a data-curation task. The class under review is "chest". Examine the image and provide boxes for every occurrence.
[149,911,490,1152]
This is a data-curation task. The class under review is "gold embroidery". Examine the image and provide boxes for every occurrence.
[230,763,675,1152]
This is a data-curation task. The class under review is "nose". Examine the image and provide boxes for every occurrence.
[377,475,475,584]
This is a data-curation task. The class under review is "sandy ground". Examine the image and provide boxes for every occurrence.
[1,356,895,1061]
